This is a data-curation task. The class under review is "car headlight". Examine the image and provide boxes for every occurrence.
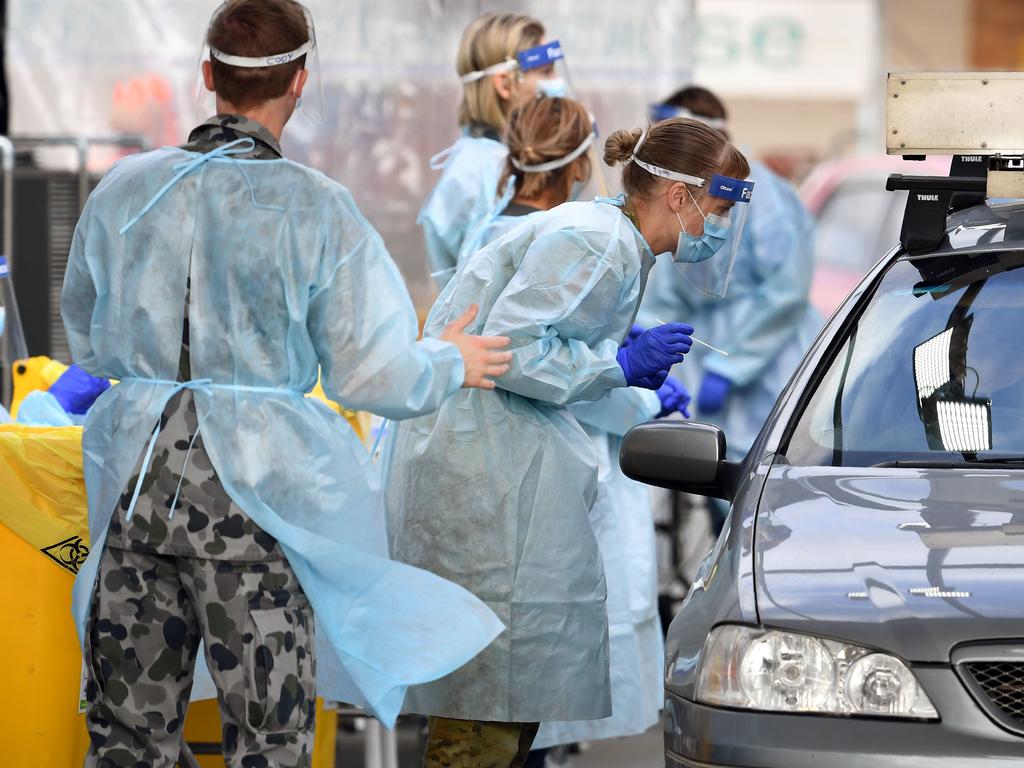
[695,625,938,719]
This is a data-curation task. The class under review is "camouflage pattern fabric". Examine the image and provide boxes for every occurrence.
[105,389,283,561]
[84,546,316,768]
[182,114,284,159]
[423,717,540,768]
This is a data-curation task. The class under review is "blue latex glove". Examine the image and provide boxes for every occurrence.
[615,322,693,389]
[622,324,645,348]
[656,377,692,419]
[48,364,111,415]
[698,371,732,415]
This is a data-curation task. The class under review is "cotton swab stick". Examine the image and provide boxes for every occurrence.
[656,319,730,357]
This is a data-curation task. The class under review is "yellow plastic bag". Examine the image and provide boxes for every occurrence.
[308,376,372,445]
[0,373,368,576]
[0,424,89,573]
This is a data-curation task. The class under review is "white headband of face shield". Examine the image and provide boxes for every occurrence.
[460,59,518,84]
[509,133,595,173]
[629,128,706,188]
[210,39,314,68]
[664,106,728,132]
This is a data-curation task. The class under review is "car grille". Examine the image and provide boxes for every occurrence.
[966,662,1024,727]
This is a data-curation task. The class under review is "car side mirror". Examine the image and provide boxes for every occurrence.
[619,421,741,501]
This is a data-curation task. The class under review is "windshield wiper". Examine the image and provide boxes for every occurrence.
[873,458,1024,469]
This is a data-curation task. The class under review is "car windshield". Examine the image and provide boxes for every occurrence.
[783,249,1024,467]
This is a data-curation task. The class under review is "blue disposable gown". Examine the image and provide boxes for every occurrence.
[533,391,664,748]
[639,161,822,461]
[61,146,504,727]
[460,204,666,742]
[418,132,508,286]
[386,198,656,722]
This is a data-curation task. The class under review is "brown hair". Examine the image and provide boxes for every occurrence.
[500,97,592,202]
[603,118,749,200]
[456,12,545,132]
[207,0,309,110]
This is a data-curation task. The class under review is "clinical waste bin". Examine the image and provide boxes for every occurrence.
[0,423,339,766]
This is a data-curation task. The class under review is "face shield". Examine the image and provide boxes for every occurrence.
[516,40,611,197]
[194,1,324,122]
[675,173,755,298]
[629,129,753,297]
[648,103,728,133]
[516,40,573,99]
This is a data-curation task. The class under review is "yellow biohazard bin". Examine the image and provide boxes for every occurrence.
[0,423,338,766]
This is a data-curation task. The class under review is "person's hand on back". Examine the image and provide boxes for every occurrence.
[440,304,513,389]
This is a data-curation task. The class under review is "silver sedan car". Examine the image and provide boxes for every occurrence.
[622,196,1024,766]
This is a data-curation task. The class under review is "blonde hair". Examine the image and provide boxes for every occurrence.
[499,97,592,202]
[604,118,749,200]
[456,12,545,132]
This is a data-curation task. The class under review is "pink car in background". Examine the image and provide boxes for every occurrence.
[801,155,951,317]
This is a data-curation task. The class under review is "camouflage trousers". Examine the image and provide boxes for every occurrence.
[84,545,316,768]
[423,717,540,768]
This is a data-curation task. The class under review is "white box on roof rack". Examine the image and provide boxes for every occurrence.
[887,72,1024,156]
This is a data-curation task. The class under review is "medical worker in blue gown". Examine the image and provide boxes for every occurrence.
[642,86,821,466]
[460,96,688,756]
[420,11,571,287]
[60,2,514,763]
[387,116,750,765]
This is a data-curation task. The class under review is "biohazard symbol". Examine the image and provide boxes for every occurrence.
[41,536,90,575]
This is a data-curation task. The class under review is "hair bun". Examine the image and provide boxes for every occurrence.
[603,128,643,167]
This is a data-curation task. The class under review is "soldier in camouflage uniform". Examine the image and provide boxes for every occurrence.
[84,113,317,768]
[72,1,513,765]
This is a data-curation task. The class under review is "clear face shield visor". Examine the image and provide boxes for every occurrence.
[194,1,325,122]
[676,173,755,298]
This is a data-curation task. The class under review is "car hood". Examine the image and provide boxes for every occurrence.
[755,465,1024,662]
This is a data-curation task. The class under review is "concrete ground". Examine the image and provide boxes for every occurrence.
[570,727,662,768]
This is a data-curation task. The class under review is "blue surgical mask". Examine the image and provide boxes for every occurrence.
[569,179,586,202]
[673,193,730,264]
[536,77,568,99]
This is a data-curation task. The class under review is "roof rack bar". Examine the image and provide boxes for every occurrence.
[886,173,987,254]
[885,175,987,193]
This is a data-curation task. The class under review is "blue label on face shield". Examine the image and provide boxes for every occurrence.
[517,40,564,71]
[709,174,754,203]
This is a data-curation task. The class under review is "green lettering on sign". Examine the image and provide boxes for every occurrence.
[752,17,804,69]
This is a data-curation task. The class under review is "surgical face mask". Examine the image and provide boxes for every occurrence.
[536,77,568,99]
[569,179,586,202]
[673,192,731,264]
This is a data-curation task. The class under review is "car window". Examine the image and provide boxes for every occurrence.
[816,178,905,271]
[783,250,1024,467]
